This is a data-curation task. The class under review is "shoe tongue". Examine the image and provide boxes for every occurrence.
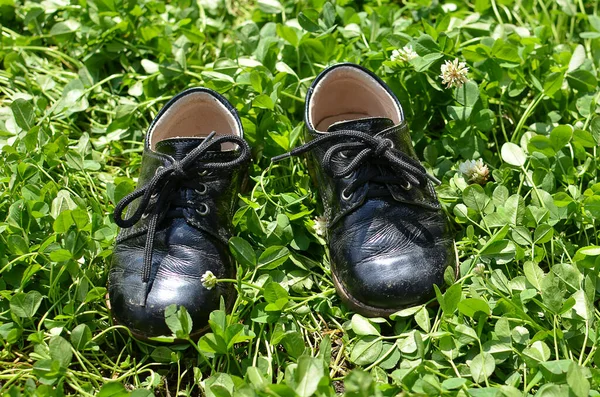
[326,117,395,135]
[154,137,206,161]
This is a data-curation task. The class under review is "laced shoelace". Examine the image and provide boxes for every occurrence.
[271,129,440,199]
[114,132,251,305]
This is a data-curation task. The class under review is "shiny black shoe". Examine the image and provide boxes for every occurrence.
[273,63,455,317]
[109,88,251,338]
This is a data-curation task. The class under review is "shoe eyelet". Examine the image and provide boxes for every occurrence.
[195,183,208,195]
[150,192,158,199]
[196,203,210,216]
[384,138,394,149]
[341,188,353,201]
[141,212,149,220]
[402,181,412,191]
[339,151,348,159]
[155,166,164,175]
[198,169,211,177]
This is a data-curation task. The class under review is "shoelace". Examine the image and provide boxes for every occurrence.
[272,129,440,199]
[113,132,251,305]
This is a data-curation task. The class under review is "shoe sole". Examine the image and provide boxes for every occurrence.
[329,240,460,318]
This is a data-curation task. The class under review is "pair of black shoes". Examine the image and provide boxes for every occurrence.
[108,63,456,339]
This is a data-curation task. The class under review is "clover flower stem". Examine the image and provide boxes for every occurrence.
[304,48,316,76]
[286,288,336,310]
[364,342,397,371]
[512,92,544,143]
[13,45,83,68]
[0,252,38,274]
[524,370,544,394]
[65,375,92,396]
[216,278,264,292]
[280,90,305,103]
[480,213,492,236]
[361,33,370,49]
[490,0,503,25]
[490,127,502,164]
[536,0,559,42]
[176,359,182,394]
[523,364,527,393]
[187,338,216,372]
[497,92,510,143]
[430,307,443,334]
[183,70,203,80]
[449,358,461,378]
[579,319,589,365]
[520,164,546,209]
[459,37,484,48]
[582,345,598,367]
[463,212,492,237]
[82,73,124,96]
[259,165,284,210]
[582,91,600,131]
[576,0,586,15]
[187,64,209,70]
[516,3,538,29]
[252,324,265,367]
[330,343,346,378]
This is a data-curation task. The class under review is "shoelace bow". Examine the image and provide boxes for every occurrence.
[113,132,251,305]
[272,129,440,199]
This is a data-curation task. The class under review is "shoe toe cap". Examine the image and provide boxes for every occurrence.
[330,201,456,315]
[108,272,228,338]
[108,240,234,338]
[336,248,451,313]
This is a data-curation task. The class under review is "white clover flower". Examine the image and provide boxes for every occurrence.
[201,271,217,290]
[313,215,327,237]
[440,59,469,89]
[473,263,485,276]
[391,45,418,62]
[459,159,489,185]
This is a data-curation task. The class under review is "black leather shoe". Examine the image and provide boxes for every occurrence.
[273,63,455,317]
[109,88,251,338]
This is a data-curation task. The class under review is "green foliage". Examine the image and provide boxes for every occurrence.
[1,0,600,395]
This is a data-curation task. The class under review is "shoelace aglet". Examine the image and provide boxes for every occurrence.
[427,173,442,186]
[271,152,292,162]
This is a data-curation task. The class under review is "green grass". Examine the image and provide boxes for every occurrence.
[1,0,600,395]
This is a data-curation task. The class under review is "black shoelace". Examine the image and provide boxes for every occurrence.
[113,132,251,305]
[271,129,440,199]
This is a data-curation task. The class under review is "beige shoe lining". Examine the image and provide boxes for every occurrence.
[149,92,241,150]
[309,66,402,132]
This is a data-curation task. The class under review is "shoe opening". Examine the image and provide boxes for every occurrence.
[308,65,403,132]
[148,91,242,150]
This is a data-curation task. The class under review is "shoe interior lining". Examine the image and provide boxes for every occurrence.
[148,92,241,150]
[309,66,402,132]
